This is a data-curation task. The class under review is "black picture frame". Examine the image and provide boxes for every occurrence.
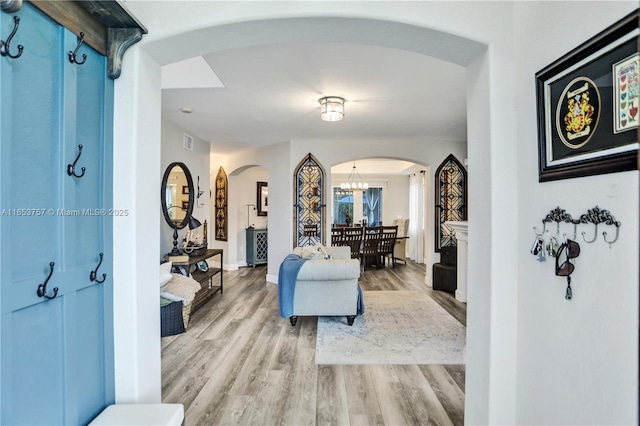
[257,181,268,216]
[535,10,638,182]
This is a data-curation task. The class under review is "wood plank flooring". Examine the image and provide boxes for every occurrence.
[161,260,467,425]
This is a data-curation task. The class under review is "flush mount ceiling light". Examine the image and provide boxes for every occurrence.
[340,162,369,190]
[318,96,345,122]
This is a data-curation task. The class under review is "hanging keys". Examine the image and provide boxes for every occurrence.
[565,276,572,300]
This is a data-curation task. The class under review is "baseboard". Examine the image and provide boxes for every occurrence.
[223,262,239,271]
[266,273,277,284]
[238,261,248,268]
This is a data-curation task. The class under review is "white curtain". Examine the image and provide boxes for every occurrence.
[409,170,425,263]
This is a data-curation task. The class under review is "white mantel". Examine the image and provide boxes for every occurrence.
[446,220,468,303]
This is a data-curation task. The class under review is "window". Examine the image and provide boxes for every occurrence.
[332,187,383,226]
[333,188,354,225]
[363,188,383,226]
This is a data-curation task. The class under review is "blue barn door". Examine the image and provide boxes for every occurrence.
[0,4,114,424]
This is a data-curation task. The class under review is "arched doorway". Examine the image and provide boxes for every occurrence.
[115,11,505,424]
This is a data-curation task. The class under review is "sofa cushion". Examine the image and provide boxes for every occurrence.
[297,258,360,281]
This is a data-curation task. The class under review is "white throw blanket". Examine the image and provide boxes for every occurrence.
[160,273,201,305]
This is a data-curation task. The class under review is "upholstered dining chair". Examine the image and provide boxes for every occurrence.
[392,218,410,264]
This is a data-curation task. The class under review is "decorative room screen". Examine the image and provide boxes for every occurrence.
[294,153,325,247]
[434,154,467,252]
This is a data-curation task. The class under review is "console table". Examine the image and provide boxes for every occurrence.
[169,249,223,313]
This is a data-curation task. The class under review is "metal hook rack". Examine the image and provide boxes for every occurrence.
[68,31,87,65]
[90,252,106,283]
[67,144,86,178]
[533,206,621,246]
[577,206,621,247]
[531,206,622,301]
[36,262,58,300]
[0,15,23,59]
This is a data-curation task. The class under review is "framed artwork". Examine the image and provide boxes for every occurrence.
[257,181,268,216]
[181,201,188,210]
[535,10,638,182]
[182,185,189,194]
[215,167,228,241]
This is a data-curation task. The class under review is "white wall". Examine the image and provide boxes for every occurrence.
[234,166,268,265]
[113,46,162,403]
[514,3,639,424]
[383,175,411,226]
[160,119,211,258]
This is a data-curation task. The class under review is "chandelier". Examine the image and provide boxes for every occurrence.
[318,96,345,122]
[340,162,368,190]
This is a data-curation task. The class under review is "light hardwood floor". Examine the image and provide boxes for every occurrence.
[161,260,467,426]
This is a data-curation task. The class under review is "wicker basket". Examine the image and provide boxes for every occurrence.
[182,303,191,329]
[161,301,193,336]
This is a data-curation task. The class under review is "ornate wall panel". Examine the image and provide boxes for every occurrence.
[293,153,325,247]
[215,166,228,241]
[434,154,467,252]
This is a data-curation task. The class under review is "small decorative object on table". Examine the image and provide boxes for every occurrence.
[197,260,209,272]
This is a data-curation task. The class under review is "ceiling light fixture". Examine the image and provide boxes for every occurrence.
[318,96,345,122]
[340,162,368,190]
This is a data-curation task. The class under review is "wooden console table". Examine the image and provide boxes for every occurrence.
[168,249,223,314]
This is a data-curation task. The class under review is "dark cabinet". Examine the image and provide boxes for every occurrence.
[433,247,457,295]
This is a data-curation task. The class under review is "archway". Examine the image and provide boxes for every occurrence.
[114,12,506,424]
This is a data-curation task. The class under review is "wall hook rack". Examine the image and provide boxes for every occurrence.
[68,31,87,65]
[577,206,621,247]
[90,252,106,283]
[37,262,58,300]
[67,144,86,178]
[534,206,621,246]
[0,15,23,59]
[532,206,623,300]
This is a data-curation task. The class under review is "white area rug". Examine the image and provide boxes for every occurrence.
[315,291,466,365]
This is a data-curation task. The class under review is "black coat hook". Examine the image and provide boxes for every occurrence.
[37,262,59,300]
[68,31,86,65]
[0,16,24,59]
[67,144,86,178]
[90,252,106,283]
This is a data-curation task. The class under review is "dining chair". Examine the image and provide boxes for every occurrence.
[379,225,398,268]
[342,226,364,260]
[331,227,344,246]
[361,226,382,270]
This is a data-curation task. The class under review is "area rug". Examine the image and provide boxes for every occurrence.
[315,291,466,365]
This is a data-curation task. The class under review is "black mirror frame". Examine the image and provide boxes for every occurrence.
[161,162,195,230]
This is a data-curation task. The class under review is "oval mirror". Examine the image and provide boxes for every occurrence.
[161,162,194,230]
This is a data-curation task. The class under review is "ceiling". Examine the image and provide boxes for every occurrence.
[161,41,467,174]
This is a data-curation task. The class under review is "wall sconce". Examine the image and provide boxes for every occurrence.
[196,176,204,207]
